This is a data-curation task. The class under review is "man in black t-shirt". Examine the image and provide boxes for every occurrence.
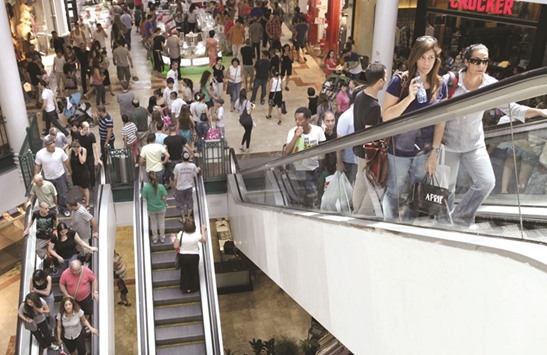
[250,50,271,104]
[152,29,166,75]
[241,39,255,90]
[164,124,189,187]
[24,202,58,259]
[352,63,386,216]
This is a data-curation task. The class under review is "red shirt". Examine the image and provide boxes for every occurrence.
[266,19,282,40]
[60,266,96,302]
[224,19,234,36]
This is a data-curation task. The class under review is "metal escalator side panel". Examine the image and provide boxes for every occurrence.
[195,175,224,355]
[134,173,157,355]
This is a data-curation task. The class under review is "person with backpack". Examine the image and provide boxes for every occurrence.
[381,36,448,221]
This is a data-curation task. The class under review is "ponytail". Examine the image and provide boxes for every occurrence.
[148,171,158,193]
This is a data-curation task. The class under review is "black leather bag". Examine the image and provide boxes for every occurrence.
[408,175,450,216]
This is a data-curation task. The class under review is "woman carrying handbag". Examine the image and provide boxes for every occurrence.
[236,89,254,152]
[173,219,207,293]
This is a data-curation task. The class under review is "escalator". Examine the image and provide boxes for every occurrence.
[225,67,547,354]
[134,170,223,355]
[15,165,114,354]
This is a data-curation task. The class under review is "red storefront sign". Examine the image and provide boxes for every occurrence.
[449,0,514,15]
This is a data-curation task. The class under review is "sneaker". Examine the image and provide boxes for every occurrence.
[260,99,265,105]
[62,210,71,217]
[152,237,158,244]
[160,236,165,243]
[50,344,59,351]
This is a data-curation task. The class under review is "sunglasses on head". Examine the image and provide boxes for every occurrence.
[468,57,490,65]
[416,35,438,43]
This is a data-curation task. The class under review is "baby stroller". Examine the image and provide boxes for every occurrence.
[321,72,350,101]
[62,92,93,127]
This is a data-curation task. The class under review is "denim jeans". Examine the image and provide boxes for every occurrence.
[196,121,210,151]
[444,147,495,226]
[382,152,429,220]
[95,84,105,106]
[47,173,69,214]
[230,81,241,104]
[251,79,268,102]
[149,209,166,242]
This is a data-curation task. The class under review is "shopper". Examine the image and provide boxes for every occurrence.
[381,36,447,220]
[173,220,207,293]
[23,202,58,260]
[112,39,134,83]
[438,43,547,226]
[72,121,101,187]
[59,260,98,317]
[241,39,255,90]
[206,30,219,67]
[34,139,71,217]
[173,151,201,223]
[18,292,59,352]
[48,222,97,270]
[140,133,170,184]
[38,80,69,136]
[250,50,271,105]
[68,140,91,208]
[281,44,293,91]
[236,89,254,152]
[29,270,54,328]
[226,57,242,111]
[95,105,116,163]
[56,297,98,355]
[352,63,387,217]
[27,174,58,212]
[266,69,284,125]
[142,171,168,243]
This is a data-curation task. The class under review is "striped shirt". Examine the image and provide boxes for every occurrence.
[121,122,138,145]
[98,114,115,142]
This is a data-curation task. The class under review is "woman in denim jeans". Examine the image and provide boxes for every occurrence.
[381,36,448,220]
[436,44,547,226]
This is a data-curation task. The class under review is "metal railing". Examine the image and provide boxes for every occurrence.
[200,138,228,181]
[106,147,135,185]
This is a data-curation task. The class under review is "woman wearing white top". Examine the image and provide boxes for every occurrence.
[173,219,207,293]
[226,57,242,111]
[266,69,284,125]
[57,297,98,355]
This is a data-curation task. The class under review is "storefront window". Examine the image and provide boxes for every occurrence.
[428,0,541,22]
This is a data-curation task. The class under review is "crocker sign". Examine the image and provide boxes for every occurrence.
[449,0,514,15]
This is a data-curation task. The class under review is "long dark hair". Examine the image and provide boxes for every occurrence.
[178,105,193,130]
[23,292,42,316]
[200,70,212,88]
[58,297,81,317]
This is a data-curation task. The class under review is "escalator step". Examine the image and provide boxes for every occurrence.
[155,322,205,346]
[152,269,180,287]
[151,250,178,269]
[165,219,185,234]
[154,303,202,325]
[156,342,206,355]
[151,243,176,253]
[165,207,181,218]
[156,342,205,355]
[153,286,200,306]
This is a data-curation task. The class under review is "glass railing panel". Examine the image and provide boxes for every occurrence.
[235,68,547,241]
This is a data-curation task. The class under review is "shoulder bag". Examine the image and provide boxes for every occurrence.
[239,100,253,126]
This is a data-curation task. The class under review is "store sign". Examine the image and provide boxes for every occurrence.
[449,0,514,15]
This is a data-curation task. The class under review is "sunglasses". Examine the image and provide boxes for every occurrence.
[468,57,490,65]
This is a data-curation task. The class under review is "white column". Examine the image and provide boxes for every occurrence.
[0,2,30,155]
[371,0,399,104]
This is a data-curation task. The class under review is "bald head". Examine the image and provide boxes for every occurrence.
[69,259,83,275]
[33,174,44,186]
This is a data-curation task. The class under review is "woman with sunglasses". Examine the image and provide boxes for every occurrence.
[381,36,448,220]
[48,222,98,270]
[435,43,547,226]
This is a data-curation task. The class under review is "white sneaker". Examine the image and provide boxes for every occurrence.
[50,343,60,351]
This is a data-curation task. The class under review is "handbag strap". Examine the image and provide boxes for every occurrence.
[72,266,85,299]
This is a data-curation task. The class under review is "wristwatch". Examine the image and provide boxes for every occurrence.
[432,146,441,153]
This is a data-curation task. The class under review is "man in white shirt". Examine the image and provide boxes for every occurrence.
[140,133,170,185]
[336,100,359,184]
[163,77,176,108]
[34,139,72,216]
[173,151,200,222]
[92,23,108,51]
[285,107,326,208]
[39,80,69,136]
[170,91,186,118]
[43,127,69,149]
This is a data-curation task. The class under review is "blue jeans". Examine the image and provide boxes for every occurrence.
[382,152,428,220]
[251,79,268,102]
[230,81,241,104]
[196,121,210,151]
[47,173,69,214]
[445,147,495,226]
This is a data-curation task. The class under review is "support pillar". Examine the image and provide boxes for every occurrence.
[371,0,398,104]
[0,2,31,155]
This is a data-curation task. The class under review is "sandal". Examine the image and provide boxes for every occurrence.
[125,302,132,307]
[266,115,271,119]
[278,120,282,125]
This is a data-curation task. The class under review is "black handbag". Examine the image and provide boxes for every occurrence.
[226,81,234,95]
[239,101,253,126]
[408,175,450,216]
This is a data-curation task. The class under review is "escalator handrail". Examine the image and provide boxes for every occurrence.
[195,174,224,355]
[240,66,547,175]
[134,172,157,355]
[91,163,105,354]
[15,197,38,354]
